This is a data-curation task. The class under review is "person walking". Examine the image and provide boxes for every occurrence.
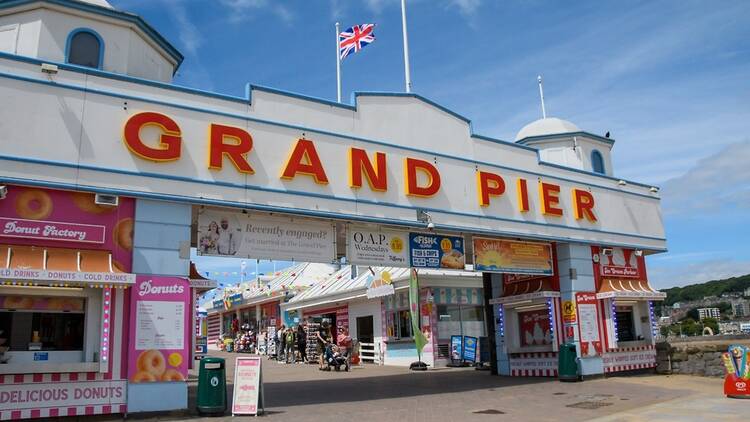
[316,321,332,370]
[285,326,296,364]
[276,325,286,362]
[297,324,307,363]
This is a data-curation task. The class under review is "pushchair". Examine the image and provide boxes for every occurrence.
[324,343,350,372]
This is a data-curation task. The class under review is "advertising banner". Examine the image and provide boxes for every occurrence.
[0,295,84,311]
[347,226,409,266]
[365,269,395,299]
[509,353,558,376]
[562,300,577,324]
[0,380,126,412]
[409,233,465,269]
[0,217,105,244]
[462,336,478,362]
[518,309,552,347]
[596,247,642,278]
[232,356,264,416]
[602,348,657,372]
[576,292,602,357]
[0,186,135,272]
[197,210,335,263]
[128,276,190,383]
[473,237,553,275]
[450,335,462,361]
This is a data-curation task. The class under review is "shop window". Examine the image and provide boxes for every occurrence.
[66,29,104,69]
[386,310,414,339]
[0,296,86,352]
[591,150,605,174]
[437,305,486,339]
[517,309,552,347]
[615,307,635,342]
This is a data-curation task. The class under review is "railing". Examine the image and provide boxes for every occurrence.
[358,341,382,365]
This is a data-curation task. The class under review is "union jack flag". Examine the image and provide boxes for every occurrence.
[339,24,376,60]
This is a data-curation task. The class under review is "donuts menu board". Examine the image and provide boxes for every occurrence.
[0,185,135,272]
[473,237,553,275]
[128,276,190,383]
[409,233,465,269]
[197,210,335,263]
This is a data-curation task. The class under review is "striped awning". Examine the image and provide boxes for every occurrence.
[0,245,135,287]
[596,278,666,300]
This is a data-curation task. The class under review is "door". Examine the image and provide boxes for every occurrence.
[356,316,374,343]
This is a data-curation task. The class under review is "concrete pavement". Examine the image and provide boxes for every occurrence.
[74,351,744,422]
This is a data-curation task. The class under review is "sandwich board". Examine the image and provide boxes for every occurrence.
[232,356,264,416]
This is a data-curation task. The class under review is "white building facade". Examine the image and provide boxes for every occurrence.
[0,0,667,419]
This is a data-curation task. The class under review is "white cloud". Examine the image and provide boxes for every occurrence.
[364,0,393,14]
[329,0,345,20]
[163,0,203,55]
[660,140,750,215]
[648,258,750,289]
[219,0,294,24]
[446,0,481,16]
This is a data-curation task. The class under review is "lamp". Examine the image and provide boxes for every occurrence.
[0,185,6,200]
[416,209,435,230]
[617,180,627,186]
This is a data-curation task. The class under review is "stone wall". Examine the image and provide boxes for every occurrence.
[656,336,750,377]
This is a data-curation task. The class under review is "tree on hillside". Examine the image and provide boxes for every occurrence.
[663,274,750,306]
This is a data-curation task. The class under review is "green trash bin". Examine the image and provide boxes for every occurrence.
[197,357,227,415]
[558,343,580,382]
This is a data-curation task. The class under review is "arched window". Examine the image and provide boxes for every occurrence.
[591,150,605,174]
[65,29,103,69]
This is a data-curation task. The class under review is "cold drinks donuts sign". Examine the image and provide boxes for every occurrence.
[128,276,190,384]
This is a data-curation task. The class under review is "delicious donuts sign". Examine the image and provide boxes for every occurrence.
[127,276,190,384]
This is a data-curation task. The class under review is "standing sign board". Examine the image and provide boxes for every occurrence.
[462,336,478,363]
[450,335,463,361]
[576,293,602,357]
[197,210,335,263]
[347,226,409,266]
[473,237,553,275]
[232,356,264,416]
[409,233,465,269]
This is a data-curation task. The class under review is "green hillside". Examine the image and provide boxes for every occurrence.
[661,273,750,306]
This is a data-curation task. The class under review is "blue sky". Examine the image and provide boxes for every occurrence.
[114,0,749,289]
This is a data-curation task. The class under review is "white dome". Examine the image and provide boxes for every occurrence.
[515,117,581,142]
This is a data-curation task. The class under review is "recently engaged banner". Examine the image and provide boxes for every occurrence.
[197,210,335,263]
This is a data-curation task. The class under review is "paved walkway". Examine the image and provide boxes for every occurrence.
[82,351,744,422]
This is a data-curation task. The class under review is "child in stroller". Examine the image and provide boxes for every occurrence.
[324,343,349,372]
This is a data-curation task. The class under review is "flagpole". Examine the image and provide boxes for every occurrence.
[400,0,412,93]
[335,22,342,102]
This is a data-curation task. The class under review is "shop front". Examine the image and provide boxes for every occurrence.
[0,186,135,419]
[491,281,562,377]
[592,247,665,374]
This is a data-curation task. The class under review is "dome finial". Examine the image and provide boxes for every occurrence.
[537,74,547,119]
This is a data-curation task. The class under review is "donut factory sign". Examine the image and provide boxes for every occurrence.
[0,217,105,243]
